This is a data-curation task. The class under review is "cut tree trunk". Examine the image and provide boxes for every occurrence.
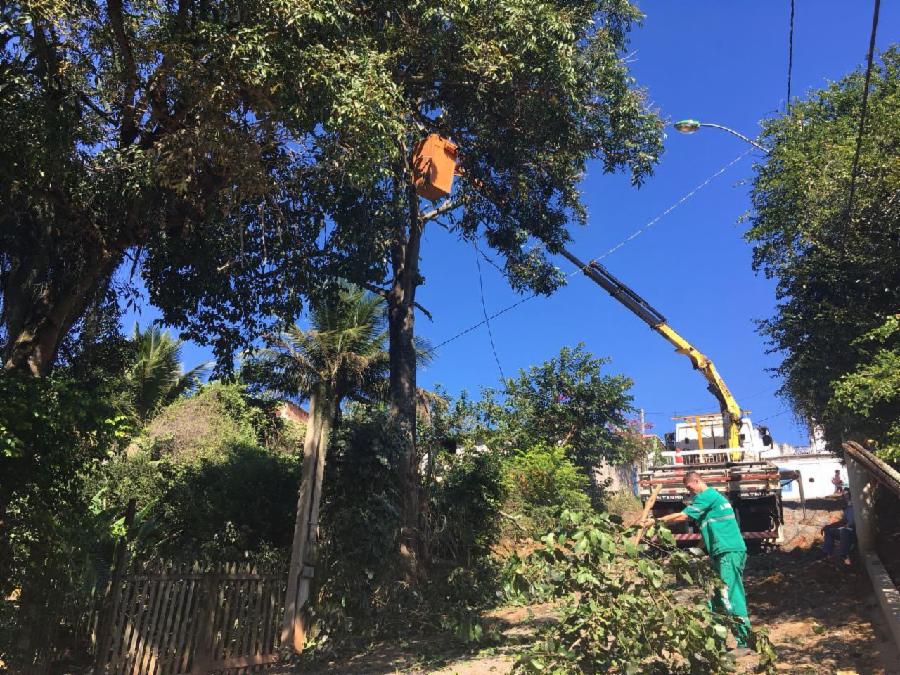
[281,386,334,652]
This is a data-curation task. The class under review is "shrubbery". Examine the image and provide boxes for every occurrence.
[0,373,130,670]
[503,443,591,536]
[309,405,507,646]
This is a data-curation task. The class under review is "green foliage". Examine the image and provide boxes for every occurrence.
[0,372,129,669]
[105,445,300,563]
[504,511,776,674]
[101,382,302,561]
[302,0,663,295]
[1,0,335,370]
[478,344,640,469]
[428,447,506,565]
[503,444,591,534]
[746,47,900,456]
[132,381,295,459]
[829,316,900,461]
[311,405,407,637]
[308,404,504,645]
[242,286,392,406]
[126,323,211,422]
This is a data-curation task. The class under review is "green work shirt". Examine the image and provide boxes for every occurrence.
[682,487,746,556]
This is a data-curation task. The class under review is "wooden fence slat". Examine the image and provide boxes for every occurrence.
[213,564,232,662]
[116,575,145,675]
[238,568,256,658]
[132,574,163,675]
[140,562,173,675]
[105,574,132,673]
[150,565,189,675]
[110,575,140,673]
[125,575,155,675]
[174,569,199,675]
[260,578,274,657]
[189,566,218,674]
[250,571,266,657]
[153,564,182,675]
[178,566,205,675]
[231,563,246,659]
[168,566,195,675]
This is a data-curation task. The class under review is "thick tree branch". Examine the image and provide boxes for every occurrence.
[107,0,141,145]
[358,281,431,320]
[421,197,465,222]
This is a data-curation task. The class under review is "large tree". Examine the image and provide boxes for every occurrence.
[0,0,344,375]
[746,47,900,455]
[298,0,663,575]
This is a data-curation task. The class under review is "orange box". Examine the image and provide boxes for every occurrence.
[412,134,458,201]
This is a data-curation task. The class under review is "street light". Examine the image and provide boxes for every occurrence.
[673,119,768,153]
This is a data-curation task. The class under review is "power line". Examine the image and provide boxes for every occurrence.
[473,240,506,381]
[756,409,792,424]
[846,0,881,215]
[433,149,752,351]
[786,0,795,110]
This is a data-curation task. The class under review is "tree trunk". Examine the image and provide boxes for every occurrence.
[387,179,424,584]
[281,386,334,652]
[2,251,120,376]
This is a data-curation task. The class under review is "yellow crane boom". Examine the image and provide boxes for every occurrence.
[560,247,743,448]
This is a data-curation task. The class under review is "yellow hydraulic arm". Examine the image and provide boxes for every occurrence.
[560,247,743,448]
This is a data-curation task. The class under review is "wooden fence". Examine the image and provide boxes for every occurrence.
[95,563,286,675]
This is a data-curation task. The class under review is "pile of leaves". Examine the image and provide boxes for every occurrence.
[503,510,776,674]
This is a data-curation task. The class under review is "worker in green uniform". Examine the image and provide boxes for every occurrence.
[646,470,751,649]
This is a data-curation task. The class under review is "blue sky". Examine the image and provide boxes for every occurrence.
[126,1,898,446]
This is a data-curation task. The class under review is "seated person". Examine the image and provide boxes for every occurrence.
[822,487,855,565]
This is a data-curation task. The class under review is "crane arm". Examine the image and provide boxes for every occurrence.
[559,247,743,447]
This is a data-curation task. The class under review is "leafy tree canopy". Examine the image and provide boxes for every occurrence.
[301,0,663,294]
[746,46,900,455]
[474,344,640,468]
[0,0,346,372]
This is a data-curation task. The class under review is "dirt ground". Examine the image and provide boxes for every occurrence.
[288,499,900,674]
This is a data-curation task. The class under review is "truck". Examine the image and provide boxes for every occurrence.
[638,414,785,548]
[560,248,785,548]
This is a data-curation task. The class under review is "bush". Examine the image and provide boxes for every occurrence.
[310,405,407,638]
[503,443,591,535]
[428,447,506,565]
[99,382,302,563]
[0,373,129,671]
[309,406,507,646]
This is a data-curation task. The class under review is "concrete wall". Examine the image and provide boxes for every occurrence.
[594,461,638,495]
[774,454,848,501]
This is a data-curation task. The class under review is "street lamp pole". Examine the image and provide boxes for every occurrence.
[673,119,768,153]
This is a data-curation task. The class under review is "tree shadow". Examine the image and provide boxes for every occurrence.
[744,500,899,674]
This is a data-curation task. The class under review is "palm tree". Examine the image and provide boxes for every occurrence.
[243,287,397,649]
[126,324,211,422]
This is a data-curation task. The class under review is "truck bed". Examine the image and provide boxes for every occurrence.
[638,461,784,546]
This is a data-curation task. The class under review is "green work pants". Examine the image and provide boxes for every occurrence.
[710,550,751,647]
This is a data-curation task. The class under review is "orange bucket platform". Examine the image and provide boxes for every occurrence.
[412,134,458,201]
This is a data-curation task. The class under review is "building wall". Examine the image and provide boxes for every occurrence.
[774,454,847,501]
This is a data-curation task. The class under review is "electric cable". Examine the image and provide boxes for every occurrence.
[473,240,506,381]
[847,0,881,215]
[786,0,795,110]
[433,149,752,351]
